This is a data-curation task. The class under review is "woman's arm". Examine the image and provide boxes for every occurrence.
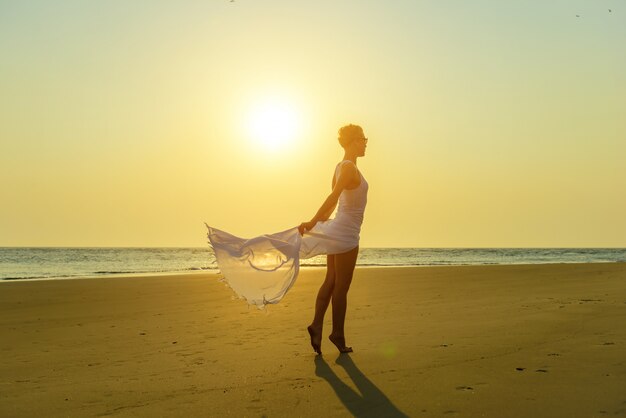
[319,203,336,222]
[318,175,339,221]
[298,162,357,235]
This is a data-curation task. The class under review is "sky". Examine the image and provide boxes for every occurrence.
[1,0,625,248]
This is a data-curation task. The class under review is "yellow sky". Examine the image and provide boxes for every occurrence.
[1,1,624,247]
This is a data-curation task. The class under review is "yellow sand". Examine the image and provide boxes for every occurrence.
[1,263,625,417]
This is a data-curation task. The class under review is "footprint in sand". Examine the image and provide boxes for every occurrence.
[535,369,548,373]
[455,386,474,391]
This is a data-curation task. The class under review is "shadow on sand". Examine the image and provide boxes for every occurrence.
[314,355,409,417]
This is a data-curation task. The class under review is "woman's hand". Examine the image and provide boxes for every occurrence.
[298,220,317,236]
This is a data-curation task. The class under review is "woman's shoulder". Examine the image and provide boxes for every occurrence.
[337,159,357,168]
[336,160,356,170]
[336,160,358,178]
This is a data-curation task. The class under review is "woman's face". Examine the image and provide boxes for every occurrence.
[351,131,368,157]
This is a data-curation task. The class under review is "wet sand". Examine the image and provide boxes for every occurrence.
[1,263,625,417]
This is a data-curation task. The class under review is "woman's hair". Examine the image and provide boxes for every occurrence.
[338,124,363,148]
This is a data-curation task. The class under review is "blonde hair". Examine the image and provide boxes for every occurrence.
[338,124,364,148]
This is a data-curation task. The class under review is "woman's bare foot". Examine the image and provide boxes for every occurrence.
[307,325,322,355]
[329,333,353,353]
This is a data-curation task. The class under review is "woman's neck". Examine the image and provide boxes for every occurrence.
[342,152,358,165]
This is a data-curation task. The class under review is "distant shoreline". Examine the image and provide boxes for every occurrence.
[2,261,625,283]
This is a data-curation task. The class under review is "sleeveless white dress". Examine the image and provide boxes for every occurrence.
[205,160,368,308]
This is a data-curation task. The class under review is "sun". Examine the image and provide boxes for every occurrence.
[246,98,301,151]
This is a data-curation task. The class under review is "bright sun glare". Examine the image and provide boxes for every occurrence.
[246,98,301,151]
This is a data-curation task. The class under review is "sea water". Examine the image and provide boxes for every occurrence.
[0,247,624,281]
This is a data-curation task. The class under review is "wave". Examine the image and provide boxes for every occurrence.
[91,266,219,275]
[2,247,623,282]
[1,266,221,281]
[1,274,76,281]
[300,260,625,268]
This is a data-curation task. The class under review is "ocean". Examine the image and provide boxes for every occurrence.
[0,247,624,282]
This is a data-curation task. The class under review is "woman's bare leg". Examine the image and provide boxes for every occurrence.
[308,254,336,354]
[329,246,359,353]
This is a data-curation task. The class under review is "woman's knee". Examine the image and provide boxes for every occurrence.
[323,268,336,286]
[333,265,354,291]
[321,276,335,295]
[336,273,353,290]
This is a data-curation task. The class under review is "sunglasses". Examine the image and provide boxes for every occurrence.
[356,137,368,144]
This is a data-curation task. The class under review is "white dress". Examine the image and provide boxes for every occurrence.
[205,160,368,308]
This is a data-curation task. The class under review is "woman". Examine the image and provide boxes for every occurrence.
[299,124,368,354]
[206,124,368,354]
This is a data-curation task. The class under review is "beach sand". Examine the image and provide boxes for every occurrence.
[1,263,625,417]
